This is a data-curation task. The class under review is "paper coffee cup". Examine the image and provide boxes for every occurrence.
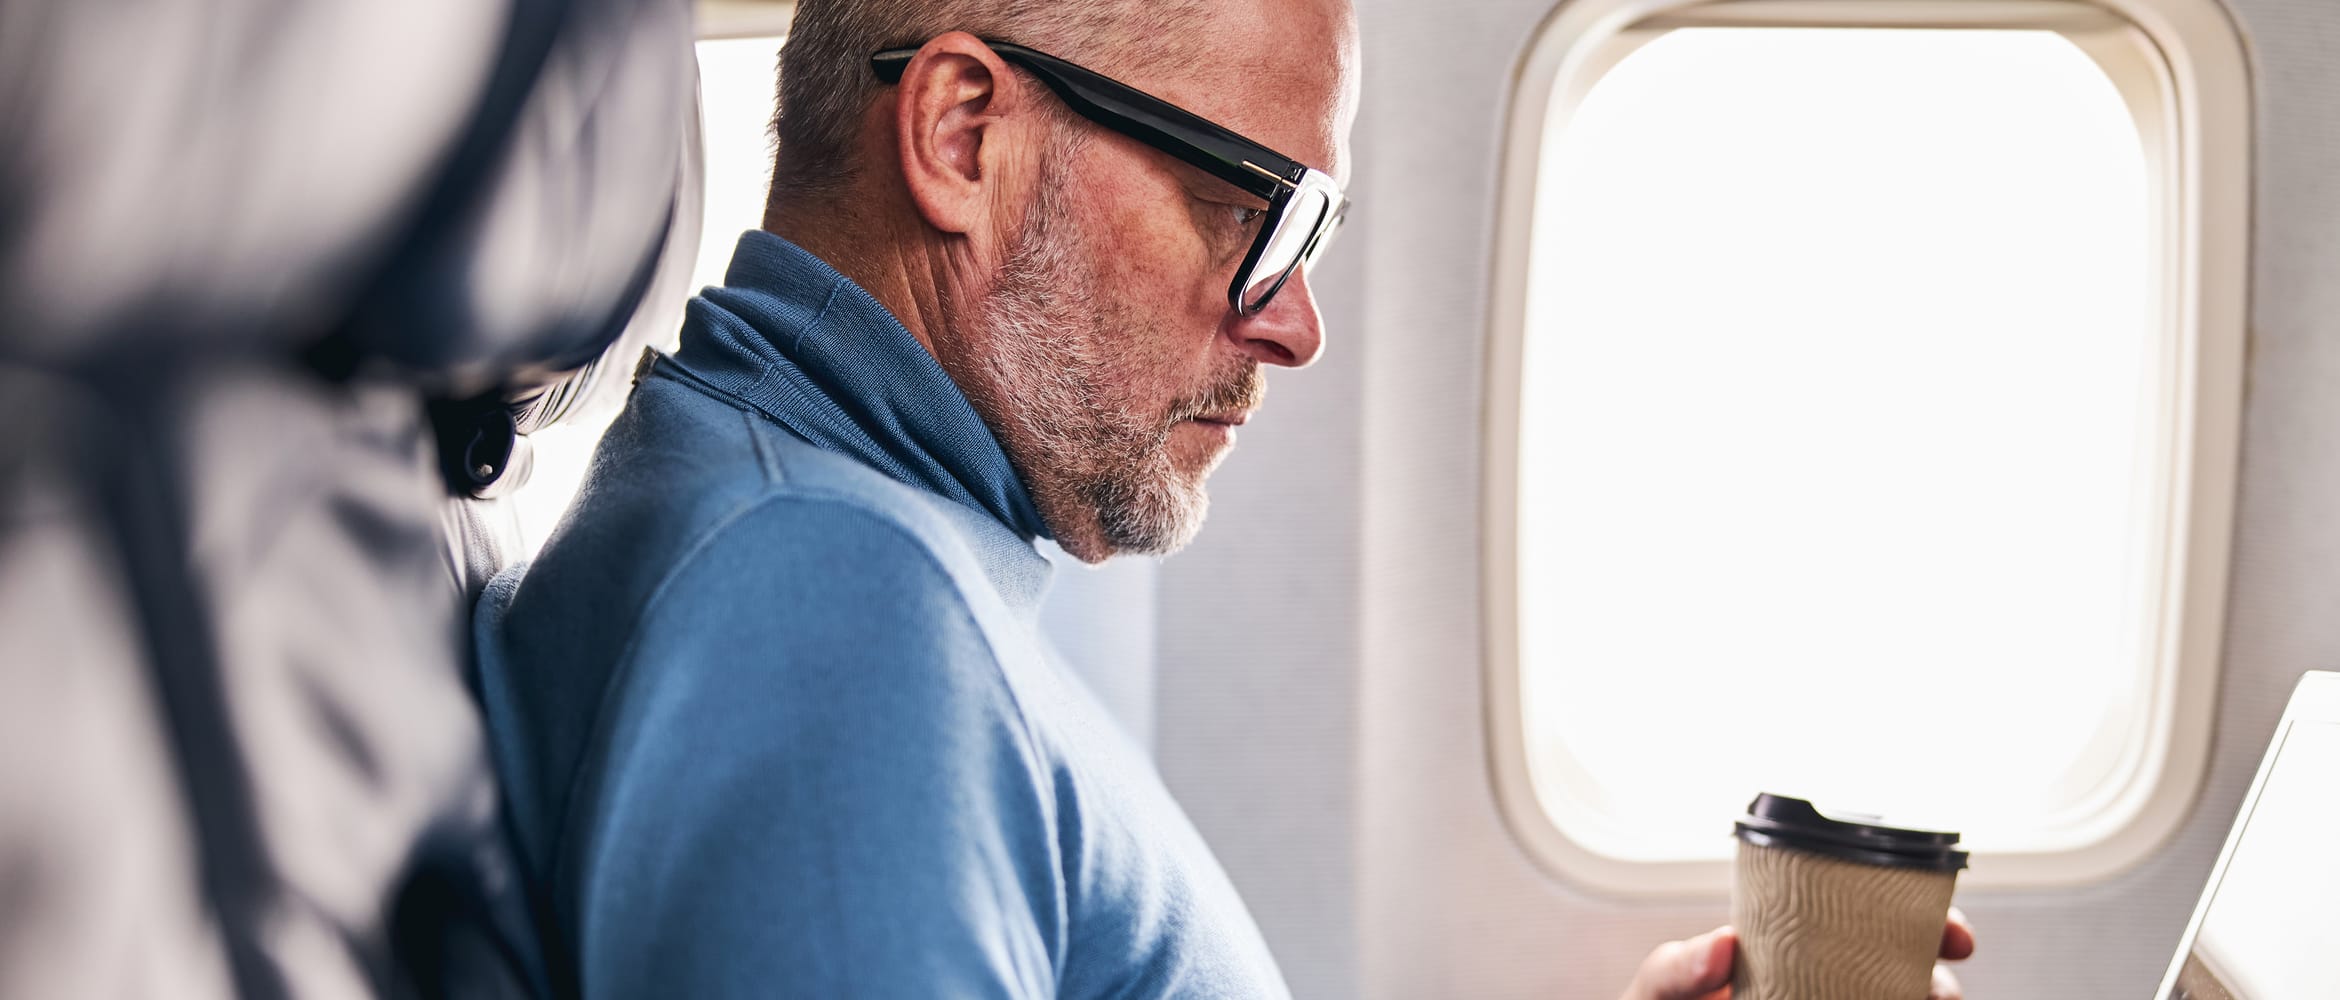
[1730,794,1968,1000]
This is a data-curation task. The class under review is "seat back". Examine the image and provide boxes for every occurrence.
[0,1,694,995]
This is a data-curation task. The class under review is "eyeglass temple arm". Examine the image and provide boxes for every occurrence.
[870,43,1305,201]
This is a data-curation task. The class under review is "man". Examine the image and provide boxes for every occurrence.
[474,0,1972,996]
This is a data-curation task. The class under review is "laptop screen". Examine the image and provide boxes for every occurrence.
[2166,720,2340,999]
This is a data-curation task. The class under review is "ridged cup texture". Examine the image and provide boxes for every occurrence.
[1730,840,1958,1000]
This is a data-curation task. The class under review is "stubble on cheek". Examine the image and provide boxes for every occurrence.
[949,139,1271,560]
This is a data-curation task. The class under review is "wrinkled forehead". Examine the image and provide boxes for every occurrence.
[1117,0,1359,186]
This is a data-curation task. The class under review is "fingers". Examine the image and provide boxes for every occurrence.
[1621,926,1736,1000]
[1939,906,1975,962]
[1623,917,1962,1000]
[1927,963,1964,1000]
[1931,910,1973,1000]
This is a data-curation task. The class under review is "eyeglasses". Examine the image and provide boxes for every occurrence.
[871,39,1350,316]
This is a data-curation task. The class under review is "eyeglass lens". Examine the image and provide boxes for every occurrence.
[1242,185,1332,312]
[1302,202,1346,269]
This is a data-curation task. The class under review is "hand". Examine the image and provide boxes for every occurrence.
[1619,908,1975,1000]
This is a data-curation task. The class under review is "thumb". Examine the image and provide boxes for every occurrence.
[1623,926,1736,1000]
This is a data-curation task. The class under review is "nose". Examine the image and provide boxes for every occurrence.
[1229,266,1327,369]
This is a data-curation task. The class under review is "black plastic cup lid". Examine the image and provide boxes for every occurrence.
[1733,793,1969,872]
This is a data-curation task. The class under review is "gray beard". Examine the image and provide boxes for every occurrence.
[948,172,1208,560]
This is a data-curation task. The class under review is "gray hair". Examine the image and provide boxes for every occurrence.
[767,0,1208,203]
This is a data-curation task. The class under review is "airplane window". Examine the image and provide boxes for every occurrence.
[682,36,789,299]
[1495,21,2235,889]
[511,35,784,553]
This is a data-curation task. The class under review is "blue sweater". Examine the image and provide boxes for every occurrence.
[473,232,1290,999]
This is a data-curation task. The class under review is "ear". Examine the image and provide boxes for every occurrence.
[891,32,1037,237]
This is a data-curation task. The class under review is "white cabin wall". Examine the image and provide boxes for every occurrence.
[1146,0,2340,996]
[1039,548,1161,751]
[1153,215,1372,998]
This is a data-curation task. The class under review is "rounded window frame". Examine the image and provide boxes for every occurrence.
[1481,0,2252,897]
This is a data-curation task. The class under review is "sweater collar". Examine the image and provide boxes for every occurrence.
[668,230,1051,544]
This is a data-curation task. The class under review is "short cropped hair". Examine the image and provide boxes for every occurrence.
[767,0,1208,203]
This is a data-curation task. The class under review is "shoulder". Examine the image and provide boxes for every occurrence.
[566,371,964,553]
[558,492,1073,998]
[586,395,1035,745]
[568,488,1062,885]
[480,373,1047,849]
[601,492,1022,758]
[637,488,995,661]
[522,371,997,640]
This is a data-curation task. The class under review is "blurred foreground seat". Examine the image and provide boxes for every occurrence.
[0,0,700,995]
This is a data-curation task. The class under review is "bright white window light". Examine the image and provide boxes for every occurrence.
[1516,27,2159,865]
[687,36,788,296]
[510,36,783,553]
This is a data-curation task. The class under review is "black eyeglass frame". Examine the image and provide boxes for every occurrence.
[871,39,1349,315]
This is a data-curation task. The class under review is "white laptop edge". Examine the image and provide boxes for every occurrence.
[2152,670,2340,998]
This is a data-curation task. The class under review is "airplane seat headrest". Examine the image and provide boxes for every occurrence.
[440,57,705,601]
[0,1,503,364]
[0,0,694,393]
[331,0,698,396]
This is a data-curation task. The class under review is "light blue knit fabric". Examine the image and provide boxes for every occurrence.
[472,231,1290,999]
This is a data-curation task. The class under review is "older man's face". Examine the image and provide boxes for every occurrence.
[954,0,1360,562]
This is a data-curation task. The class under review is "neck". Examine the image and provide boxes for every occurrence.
[763,193,969,363]
[761,188,1080,549]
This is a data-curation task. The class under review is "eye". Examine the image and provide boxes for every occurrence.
[1193,196,1270,260]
